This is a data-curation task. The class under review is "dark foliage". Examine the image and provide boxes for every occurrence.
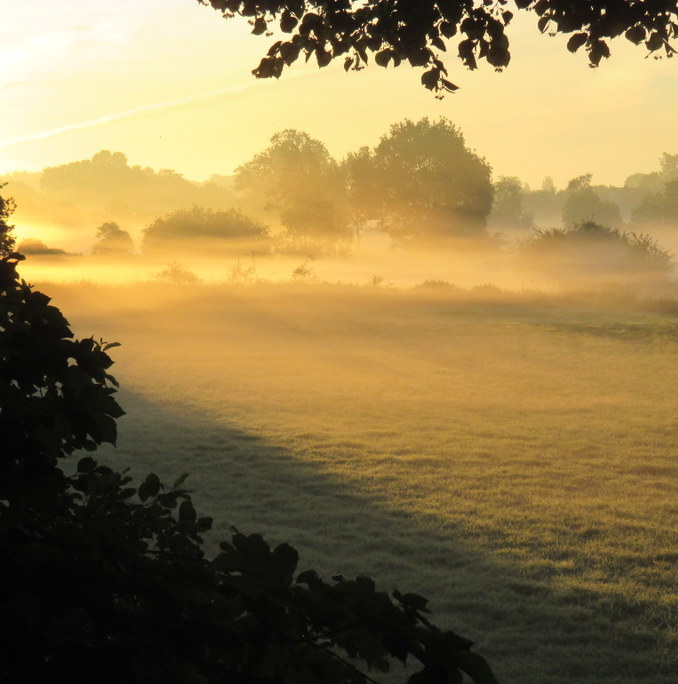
[198,0,678,94]
[0,192,497,683]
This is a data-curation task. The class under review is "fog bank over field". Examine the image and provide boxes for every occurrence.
[4,125,678,298]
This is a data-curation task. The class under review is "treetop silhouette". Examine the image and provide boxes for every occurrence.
[199,0,678,94]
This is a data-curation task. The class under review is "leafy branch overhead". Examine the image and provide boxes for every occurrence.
[199,0,678,94]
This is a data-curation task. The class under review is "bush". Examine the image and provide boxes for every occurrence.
[143,206,269,255]
[0,197,496,684]
[518,221,674,283]
[16,238,68,255]
[153,261,202,285]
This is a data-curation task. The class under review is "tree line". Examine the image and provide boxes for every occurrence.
[8,124,678,260]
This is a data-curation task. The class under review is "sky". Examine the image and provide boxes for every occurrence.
[1,0,677,189]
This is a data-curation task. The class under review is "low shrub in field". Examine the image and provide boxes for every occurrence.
[518,221,674,284]
[0,195,497,683]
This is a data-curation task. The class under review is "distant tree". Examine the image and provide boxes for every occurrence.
[363,118,493,245]
[92,222,134,256]
[199,0,678,95]
[488,176,534,231]
[236,129,350,249]
[541,177,556,195]
[562,174,623,227]
[16,238,68,256]
[143,206,269,254]
[633,177,678,226]
[342,145,380,244]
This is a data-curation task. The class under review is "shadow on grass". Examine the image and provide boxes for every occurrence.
[96,387,674,684]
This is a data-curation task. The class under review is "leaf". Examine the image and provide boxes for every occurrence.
[251,17,267,35]
[567,32,588,53]
[139,472,161,502]
[179,499,197,523]
[316,49,332,68]
[172,472,190,490]
[102,341,121,351]
[280,10,298,33]
[375,49,391,67]
[453,651,499,684]
[77,456,96,473]
[421,69,440,90]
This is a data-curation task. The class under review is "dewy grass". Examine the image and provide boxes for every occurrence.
[54,282,677,684]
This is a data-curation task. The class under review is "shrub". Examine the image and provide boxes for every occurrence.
[153,261,202,284]
[16,238,68,255]
[518,221,674,283]
[143,206,269,255]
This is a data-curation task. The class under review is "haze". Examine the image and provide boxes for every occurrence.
[2,3,677,684]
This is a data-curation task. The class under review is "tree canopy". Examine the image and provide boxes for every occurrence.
[236,129,350,248]
[199,0,678,94]
[354,118,493,244]
[93,222,135,256]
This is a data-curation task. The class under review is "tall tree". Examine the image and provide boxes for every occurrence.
[235,129,350,249]
[488,176,534,231]
[364,118,493,245]
[198,0,678,94]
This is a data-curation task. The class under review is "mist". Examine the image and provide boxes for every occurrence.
[4,123,678,684]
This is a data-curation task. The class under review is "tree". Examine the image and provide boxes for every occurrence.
[142,205,270,255]
[198,0,678,95]
[342,145,384,244]
[1,192,497,684]
[488,176,534,231]
[362,118,493,245]
[92,222,135,256]
[633,177,678,225]
[235,129,350,250]
[561,174,623,227]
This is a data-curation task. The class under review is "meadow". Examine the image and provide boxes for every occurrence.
[45,278,677,684]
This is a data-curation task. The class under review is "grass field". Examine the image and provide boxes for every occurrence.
[46,280,677,684]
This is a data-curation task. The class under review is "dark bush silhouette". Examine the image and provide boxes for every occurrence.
[0,195,496,684]
[143,205,269,255]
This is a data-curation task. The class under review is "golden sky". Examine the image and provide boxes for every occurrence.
[1,0,677,188]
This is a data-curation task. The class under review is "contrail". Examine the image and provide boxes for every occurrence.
[0,78,276,150]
